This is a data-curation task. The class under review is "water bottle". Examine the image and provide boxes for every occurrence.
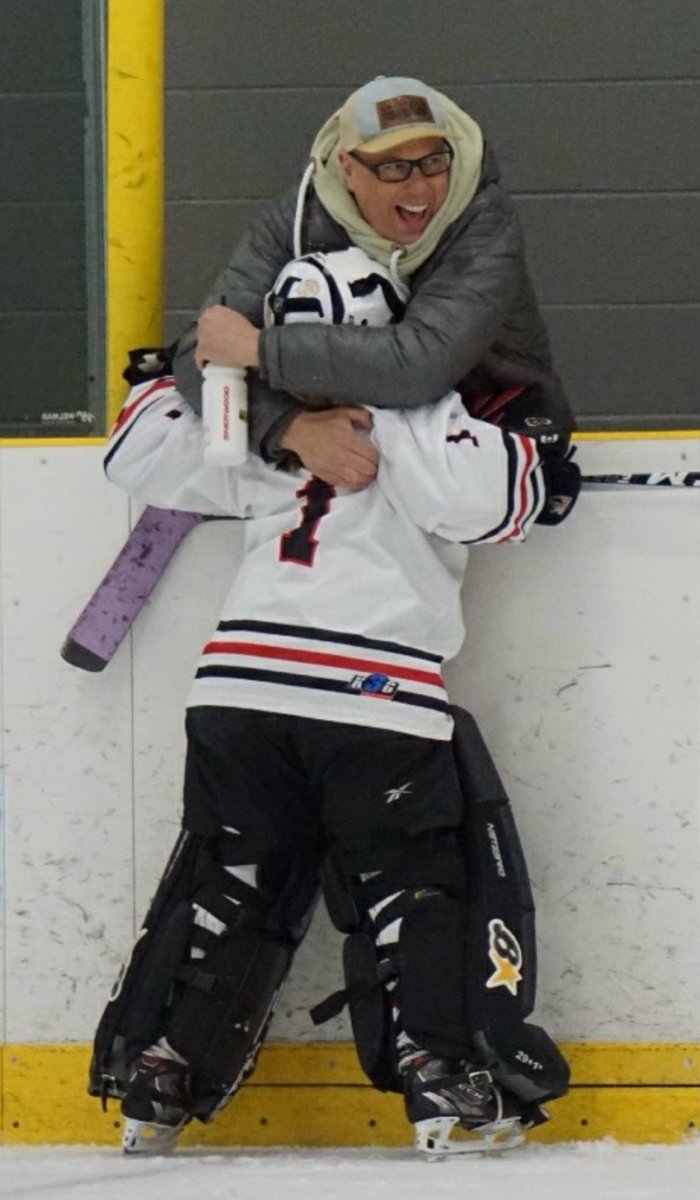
[202,364,248,466]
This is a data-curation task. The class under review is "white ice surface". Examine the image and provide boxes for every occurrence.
[0,1142,699,1200]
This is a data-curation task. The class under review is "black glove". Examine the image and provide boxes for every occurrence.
[536,447,581,525]
[122,342,177,385]
[462,379,580,526]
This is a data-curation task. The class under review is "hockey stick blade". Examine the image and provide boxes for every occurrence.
[582,471,700,488]
[61,508,204,672]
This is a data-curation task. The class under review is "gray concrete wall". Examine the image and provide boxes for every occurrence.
[164,0,700,430]
[0,0,89,432]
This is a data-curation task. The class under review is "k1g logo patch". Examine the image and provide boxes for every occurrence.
[486,918,523,996]
[348,672,398,699]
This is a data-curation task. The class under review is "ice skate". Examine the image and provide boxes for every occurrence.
[120,1050,191,1155]
[404,1054,527,1157]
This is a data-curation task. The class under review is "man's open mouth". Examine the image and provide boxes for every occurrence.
[396,204,430,233]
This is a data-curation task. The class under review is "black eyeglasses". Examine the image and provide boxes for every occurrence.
[349,144,454,184]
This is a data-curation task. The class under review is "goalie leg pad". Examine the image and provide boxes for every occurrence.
[166,838,320,1117]
[90,827,319,1118]
[337,878,566,1103]
[449,705,570,1103]
[168,925,295,1118]
[451,705,538,1019]
[328,884,475,1093]
[399,892,483,1062]
[317,830,471,1092]
[315,707,569,1108]
[90,831,209,1099]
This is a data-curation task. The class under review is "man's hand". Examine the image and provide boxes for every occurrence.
[281,408,378,490]
[195,306,260,371]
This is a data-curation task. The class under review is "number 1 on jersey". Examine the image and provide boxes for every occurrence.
[279,477,336,567]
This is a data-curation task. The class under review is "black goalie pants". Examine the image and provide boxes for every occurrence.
[184,704,463,865]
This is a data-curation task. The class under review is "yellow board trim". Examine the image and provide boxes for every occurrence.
[2,431,698,450]
[0,439,107,448]
[2,1042,698,1146]
[574,430,700,441]
[106,0,164,428]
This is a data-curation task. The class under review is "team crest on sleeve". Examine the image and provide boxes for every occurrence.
[486,918,523,996]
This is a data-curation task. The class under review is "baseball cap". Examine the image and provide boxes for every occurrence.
[337,76,457,154]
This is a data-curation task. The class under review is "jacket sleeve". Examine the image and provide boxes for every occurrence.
[259,185,526,409]
[373,393,545,544]
[104,379,253,516]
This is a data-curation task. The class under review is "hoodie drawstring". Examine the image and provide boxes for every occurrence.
[294,162,409,303]
[293,162,315,258]
[389,247,409,300]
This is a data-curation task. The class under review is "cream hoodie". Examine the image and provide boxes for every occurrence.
[309,90,484,282]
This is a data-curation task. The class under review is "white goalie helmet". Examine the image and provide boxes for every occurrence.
[264,246,408,330]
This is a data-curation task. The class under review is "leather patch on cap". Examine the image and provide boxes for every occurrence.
[375,95,434,129]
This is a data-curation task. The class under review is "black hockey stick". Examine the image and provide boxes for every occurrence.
[582,471,700,488]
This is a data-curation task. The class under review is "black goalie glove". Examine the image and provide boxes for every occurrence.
[463,380,581,526]
[122,342,178,385]
[536,446,581,525]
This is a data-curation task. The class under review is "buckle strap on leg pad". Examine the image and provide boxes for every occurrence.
[165,928,295,1117]
[309,931,400,1094]
[191,873,268,927]
[320,832,468,935]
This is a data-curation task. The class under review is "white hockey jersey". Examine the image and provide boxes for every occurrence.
[105,378,545,740]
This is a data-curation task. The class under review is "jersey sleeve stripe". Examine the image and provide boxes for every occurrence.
[104,378,178,471]
[457,431,542,545]
[495,434,539,542]
[460,430,519,543]
[110,377,176,437]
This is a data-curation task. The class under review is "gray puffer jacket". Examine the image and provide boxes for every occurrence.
[173,146,571,460]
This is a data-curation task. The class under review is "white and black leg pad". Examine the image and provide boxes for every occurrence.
[311,707,570,1107]
[89,829,319,1118]
[449,705,570,1103]
[312,838,471,1094]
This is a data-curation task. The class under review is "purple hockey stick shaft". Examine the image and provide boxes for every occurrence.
[61,507,204,672]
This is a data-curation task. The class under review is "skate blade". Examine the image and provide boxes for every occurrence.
[414,1115,525,1158]
[122,1116,185,1155]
